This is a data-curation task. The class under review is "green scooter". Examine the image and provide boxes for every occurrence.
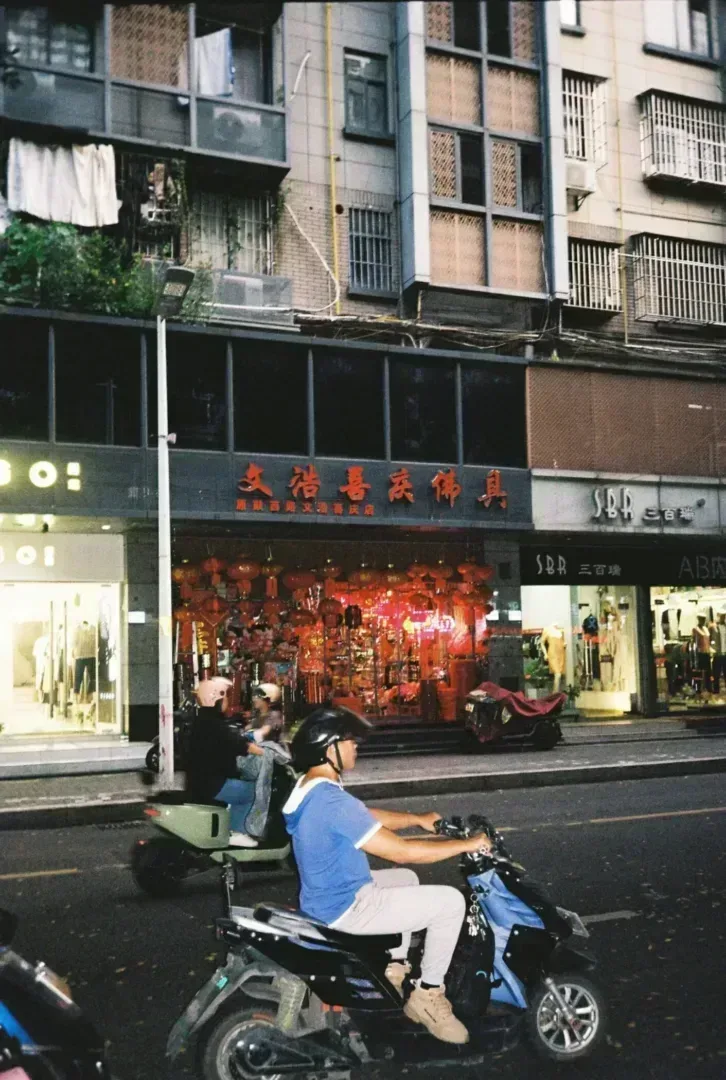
[130,761,296,897]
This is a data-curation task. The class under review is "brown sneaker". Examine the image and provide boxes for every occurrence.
[404,983,469,1044]
[385,960,411,995]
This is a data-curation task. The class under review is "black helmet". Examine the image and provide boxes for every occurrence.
[291,706,372,772]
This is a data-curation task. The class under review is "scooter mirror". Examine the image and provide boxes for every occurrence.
[0,908,18,947]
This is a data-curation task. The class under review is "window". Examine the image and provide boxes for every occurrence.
[55,325,141,446]
[430,130,485,205]
[195,18,273,104]
[314,352,384,459]
[485,0,537,62]
[639,89,726,186]
[491,140,542,214]
[426,2,481,50]
[462,365,526,467]
[190,192,273,275]
[563,73,607,163]
[633,234,726,325]
[0,318,48,440]
[559,0,580,27]
[148,332,227,450]
[567,239,622,312]
[6,7,94,72]
[233,342,307,455]
[345,52,388,137]
[390,361,457,463]
[349,209,394,293]
[644,0,714,59]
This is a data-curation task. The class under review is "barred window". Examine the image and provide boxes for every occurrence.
[633,234,726,326]
[190,192,273,275]
[6,7,94,72]
[349,209,394,293]
[567,239,621,311]
[563,73,607,163]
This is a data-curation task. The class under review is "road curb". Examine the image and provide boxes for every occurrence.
[1,754,725,830]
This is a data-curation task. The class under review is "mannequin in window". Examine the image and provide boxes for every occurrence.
[32,634,50,703]
[73,621,96,699]
[711,608,726,693]
[692,615,712,692]
[540,623,566,692]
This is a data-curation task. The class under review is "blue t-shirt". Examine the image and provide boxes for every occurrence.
[282,777,381,925]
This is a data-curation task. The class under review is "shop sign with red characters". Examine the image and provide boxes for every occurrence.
[232,456,531,527]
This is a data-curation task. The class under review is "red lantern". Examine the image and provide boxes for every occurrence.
[282,570,316,592]
[349,566,381,589]
[318,597,343,629]
[261,559,284,598]
[407,562,429,580]
[173,564,200,600]
[320,560,342,598]
[263,597,287,626]
[228,559,261,599]
[474,564,495,582]
[202,557,227,585]
[202,594,229,626]
[432,561,454,593]
[381,567,408,588]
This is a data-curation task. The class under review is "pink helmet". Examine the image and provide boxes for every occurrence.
[196,677,233,708]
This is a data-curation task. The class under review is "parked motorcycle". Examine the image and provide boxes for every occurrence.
[131,761,296,897]
[464,681,566,751]
[0,909,112,1079]
[144,705,196,773]
[168,812,606,1078]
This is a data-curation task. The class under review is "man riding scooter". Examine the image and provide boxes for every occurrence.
[284,706,492,1046]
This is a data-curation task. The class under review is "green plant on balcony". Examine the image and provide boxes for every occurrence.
[0,219,212,321]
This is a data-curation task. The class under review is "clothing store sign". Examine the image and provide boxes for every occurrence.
[521,546,726,585]
[0,533,123,583]
[532,473,725,535]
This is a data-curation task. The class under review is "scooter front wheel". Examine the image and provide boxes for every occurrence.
[526,973,607,1063]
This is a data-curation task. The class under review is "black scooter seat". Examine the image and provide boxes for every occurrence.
[150,791,227,809]
[254,902,402,954]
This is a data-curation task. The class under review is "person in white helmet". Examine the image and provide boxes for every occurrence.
[185,676,265,848]
[249,682,285,743]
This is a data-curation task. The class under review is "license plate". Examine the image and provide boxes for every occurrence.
[557,907,589,937]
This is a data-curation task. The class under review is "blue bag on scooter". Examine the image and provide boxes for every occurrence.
[469,868,544,1009]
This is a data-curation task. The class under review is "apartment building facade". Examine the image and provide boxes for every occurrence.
[0,2,725,744]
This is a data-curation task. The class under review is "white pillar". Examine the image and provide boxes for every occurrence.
[157,315,175,787]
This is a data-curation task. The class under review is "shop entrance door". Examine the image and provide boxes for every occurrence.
[0,582,122,736]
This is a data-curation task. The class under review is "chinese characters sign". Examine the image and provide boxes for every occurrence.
[522,546,726,585]
[233,459,526,524]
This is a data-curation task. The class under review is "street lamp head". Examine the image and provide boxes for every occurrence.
[154,266,196,318]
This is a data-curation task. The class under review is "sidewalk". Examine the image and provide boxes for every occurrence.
[1,713,724,780]
[1,733,724,830]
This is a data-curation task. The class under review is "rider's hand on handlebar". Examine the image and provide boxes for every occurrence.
[417,812,444,833]
[462,832,493,855]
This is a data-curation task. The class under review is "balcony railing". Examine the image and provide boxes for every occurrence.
[632,234,726,326]
[639,89,726,188]
[567,239,621,312]
[205,270,294,327]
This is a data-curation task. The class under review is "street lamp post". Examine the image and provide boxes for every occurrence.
[154,267,195,789]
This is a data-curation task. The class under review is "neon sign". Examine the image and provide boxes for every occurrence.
[0,460,82,492]
[0,544,56,567]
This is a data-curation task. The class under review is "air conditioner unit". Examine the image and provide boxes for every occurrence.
[207,270,294,327]
[566,159,597,195]
[212,106,262,155]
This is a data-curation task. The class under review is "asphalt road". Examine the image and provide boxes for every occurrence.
[0,775,724,1080]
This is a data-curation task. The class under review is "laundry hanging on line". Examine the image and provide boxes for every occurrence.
[6,137,120,227]
[178,28,235,99]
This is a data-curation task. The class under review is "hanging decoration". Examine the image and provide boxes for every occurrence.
[261,557,285,598]
[320,559,343,598]
[202,557,227,586]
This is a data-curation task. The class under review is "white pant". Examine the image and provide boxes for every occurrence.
[331,868,466,986]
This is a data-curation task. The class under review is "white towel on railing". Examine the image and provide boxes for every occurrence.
[7,138,119,227]
[178,28,234,98]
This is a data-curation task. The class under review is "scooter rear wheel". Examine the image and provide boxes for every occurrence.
[131,838,187,897]
[199,1007,291,1080]
[526,973,607,1063]
[532,720,561,751]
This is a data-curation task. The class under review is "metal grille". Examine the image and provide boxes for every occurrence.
[6,7,93,71]
[567,239,621,311]
[349,208,394,292]
[110,4,189,88]
[528,367,726,477]
[430,130,457,198]
[632,234,726,326]
[491,220,544,292]
[487,66,540,136]
[190,193,273,275]
[491,140,518,206]
[430,211,486,286]
[426,1,453,42]
[426,53,482,126]
[639,89,726,186]
[563,73,607,163]
[511,1,537,61]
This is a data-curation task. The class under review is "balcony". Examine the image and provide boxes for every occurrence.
[632,233,726,326]
[566,239,621,312]
[638,89,726,189]
[205,269,294,328]
[0,4,288,176]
